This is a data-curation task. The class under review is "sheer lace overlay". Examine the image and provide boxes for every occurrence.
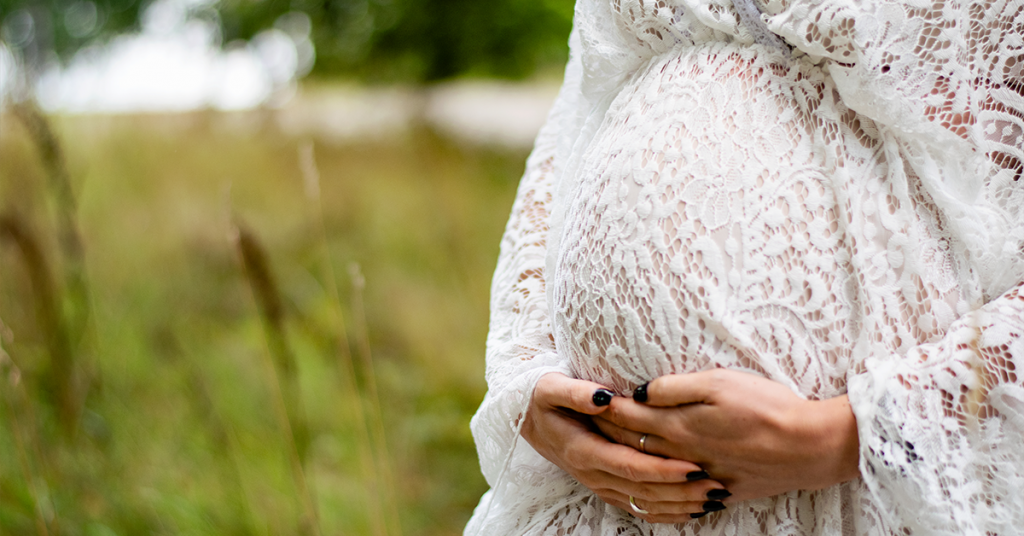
[468,0,1024,534]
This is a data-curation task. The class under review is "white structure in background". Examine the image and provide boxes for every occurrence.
[275,81,560,149]
[27,0,313,113]
[424,82,560,148]
[0,44,16,99]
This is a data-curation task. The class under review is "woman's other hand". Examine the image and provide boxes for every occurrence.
[523,372,728,522]
[592,369,860,505]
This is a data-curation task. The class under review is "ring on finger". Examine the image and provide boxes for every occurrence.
[639,434,648,454]
[628,495,649,515]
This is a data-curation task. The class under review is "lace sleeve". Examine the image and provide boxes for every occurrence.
[469,30,585,488]
[757,0,1022,145]
[847,282,1024,534]
[745,2,1024,530]
[758,0,1024,298]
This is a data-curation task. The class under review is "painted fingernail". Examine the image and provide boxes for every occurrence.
[689,512,709,519]
[706,489,732,501]
[632,383,649,402]
[592,389,614,407]
[686,471,709,481]
[702,501,726,512]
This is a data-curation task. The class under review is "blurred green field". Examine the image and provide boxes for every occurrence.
[0,103,527,535]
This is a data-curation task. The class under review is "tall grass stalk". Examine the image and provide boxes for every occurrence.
[182,352,267,536]
[10,103,91,349]
[298,142,398,536]
[0,214,76,434]
[9,103,97,441]
[233,221,321,536]
[0,317,55,536]
[348,261,402,536]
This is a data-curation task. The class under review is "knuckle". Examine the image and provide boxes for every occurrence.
[566,389,584,410]
[566,447,591,471]
[622,465,640,483]
[634,482,657,499]
[620,451,645,482]
[706,369,732,395]
[535,374,558,401]
[606,407,627,427]
[562,446,584,471]
[562,382,581,407]
[618,452,651,481]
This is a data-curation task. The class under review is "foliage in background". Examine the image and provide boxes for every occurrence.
[0,0,145,70]
[0,0,574,82]
[218,0,575,80]
[0,110,524,534]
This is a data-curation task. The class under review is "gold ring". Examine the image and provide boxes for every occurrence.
[639,434,648,454]
[629,495,649,515]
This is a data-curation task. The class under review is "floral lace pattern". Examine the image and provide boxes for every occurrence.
[467,0,1024,534]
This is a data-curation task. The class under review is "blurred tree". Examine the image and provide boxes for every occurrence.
[0,0,144,81]
[0,0,575,83]
[219,0,575,81]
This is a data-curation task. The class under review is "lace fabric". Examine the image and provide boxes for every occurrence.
[468,0,1024,534]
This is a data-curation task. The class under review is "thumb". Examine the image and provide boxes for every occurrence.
[535,372,616,415]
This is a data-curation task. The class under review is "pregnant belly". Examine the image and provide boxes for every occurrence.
[550,45,856,397]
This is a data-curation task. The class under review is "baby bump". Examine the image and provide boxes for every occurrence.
[552,45,856,396]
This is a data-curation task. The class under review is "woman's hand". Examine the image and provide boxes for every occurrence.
[523,372,729,523]
[592,369,860,505]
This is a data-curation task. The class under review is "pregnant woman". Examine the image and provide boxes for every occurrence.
[467,0,1024,534]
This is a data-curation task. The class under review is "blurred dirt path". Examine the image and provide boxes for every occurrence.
[276,80,561,150]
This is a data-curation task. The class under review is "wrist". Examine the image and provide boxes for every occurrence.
[807,395,861,488]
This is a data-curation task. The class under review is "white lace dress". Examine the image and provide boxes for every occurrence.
[466,0,1024,534]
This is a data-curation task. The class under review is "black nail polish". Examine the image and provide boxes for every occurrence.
[593,389,614,407]
[689,512,709,519]
[686,471,709,482]
[632,383,649,402]
[706,489,732,501]
[702,501,726,513]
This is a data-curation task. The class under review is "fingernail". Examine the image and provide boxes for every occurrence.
[702,501,726,512]
[632,383,649,402]
[686,471,709,481]
[689,512,709,519]
[592,389,614,407]
[706,489,732,501]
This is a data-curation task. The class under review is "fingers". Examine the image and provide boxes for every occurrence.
[600,490,728,524]
[592,471,725,503]
[592,415,663,457]
[642,370,720,407]
[643,369,772,407]
[592,414,727,487]
[572,431,704,483]
[535,372,617,416]
[597,395,706,445]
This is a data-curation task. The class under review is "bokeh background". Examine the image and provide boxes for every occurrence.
[0,1,574,534]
